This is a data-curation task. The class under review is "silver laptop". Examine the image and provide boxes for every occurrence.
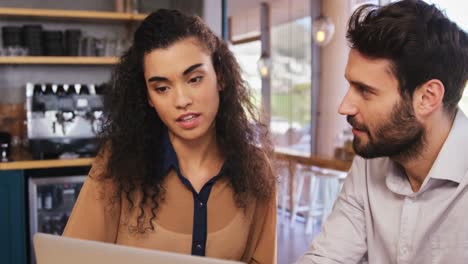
[34,233,243,264]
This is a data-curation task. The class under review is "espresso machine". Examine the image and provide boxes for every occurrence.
[26,82,105,159]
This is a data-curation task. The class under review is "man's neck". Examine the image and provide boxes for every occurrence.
[392,111,456,192]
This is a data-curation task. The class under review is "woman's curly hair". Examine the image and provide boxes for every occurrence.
[98,9,275,233]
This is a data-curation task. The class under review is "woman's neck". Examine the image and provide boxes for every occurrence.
[168,127,224,190]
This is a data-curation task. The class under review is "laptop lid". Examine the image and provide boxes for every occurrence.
[34,233,244,264]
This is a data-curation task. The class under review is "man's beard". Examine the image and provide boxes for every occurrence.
[347,99,425,161]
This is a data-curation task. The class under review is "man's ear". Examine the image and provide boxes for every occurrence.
[412,79,445,117]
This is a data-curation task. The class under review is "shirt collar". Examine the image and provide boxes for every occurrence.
[161,130,179,176]
[385,160,415,196]
[161,130,228,184]
[384,109,468,195]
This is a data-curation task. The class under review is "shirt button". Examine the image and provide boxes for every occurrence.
[199,202,204,207]
[400,246,408,256]
[196,244,202,249]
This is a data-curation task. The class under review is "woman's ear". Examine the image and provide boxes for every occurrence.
[216,75,224,91]
[413,79,445,117]
[147,92,155,108]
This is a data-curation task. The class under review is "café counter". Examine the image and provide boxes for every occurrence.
[0,148,94,264]
[0,148,94,171]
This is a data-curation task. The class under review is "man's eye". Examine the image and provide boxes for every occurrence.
[357,86,371,97]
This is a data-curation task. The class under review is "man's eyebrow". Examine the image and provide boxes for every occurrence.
[349,80,378,93]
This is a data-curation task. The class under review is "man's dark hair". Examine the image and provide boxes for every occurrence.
[347,0,468,113]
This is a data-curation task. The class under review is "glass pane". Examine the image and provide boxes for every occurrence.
[229,41,262,109]
[228,0,315,156]
[270,16,312,155]
[37,182,84,235]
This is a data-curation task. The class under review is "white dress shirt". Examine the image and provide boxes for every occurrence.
[297,109,468,264]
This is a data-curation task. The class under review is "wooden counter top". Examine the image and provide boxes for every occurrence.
[0,148,94,170]
[274,148,352,171]
[0,147,351,172]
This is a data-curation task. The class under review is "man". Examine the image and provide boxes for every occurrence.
[297,0,468,263]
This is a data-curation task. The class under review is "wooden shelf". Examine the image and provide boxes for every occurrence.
[0,7,147,22]
[0,157,94,170]
[0,56,119,65]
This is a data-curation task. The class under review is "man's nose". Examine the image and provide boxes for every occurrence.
[338,90,359,116]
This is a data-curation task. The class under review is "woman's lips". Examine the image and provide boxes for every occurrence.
[176,113,201,129]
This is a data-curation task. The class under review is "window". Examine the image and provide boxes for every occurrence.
[228,0,315,156]
[229,41,262,109]
[270,17,312,155]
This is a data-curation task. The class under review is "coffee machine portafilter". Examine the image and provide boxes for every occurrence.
[26,83,105,159]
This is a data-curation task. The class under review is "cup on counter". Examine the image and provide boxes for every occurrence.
[78,36,96,57]
[94,38,106,57]
[104,38,117,57]
[115,38,130,57]
[65,29,81,56]
[78,36,130,57]
[0,46,28,56]
[0,131,11,162]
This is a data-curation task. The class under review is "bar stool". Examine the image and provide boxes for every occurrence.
[275,159,291,225]
[315,168,344,224]
[289,165,322,230]
[290,165,345,234]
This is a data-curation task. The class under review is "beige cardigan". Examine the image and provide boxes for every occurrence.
[63,152,277,263]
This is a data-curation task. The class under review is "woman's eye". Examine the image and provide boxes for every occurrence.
[155,86,169,93]
[189,76,203,84]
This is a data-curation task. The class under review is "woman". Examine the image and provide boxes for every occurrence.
[63,9,277,263]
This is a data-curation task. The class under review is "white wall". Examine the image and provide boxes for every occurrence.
[203,0,222,37]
